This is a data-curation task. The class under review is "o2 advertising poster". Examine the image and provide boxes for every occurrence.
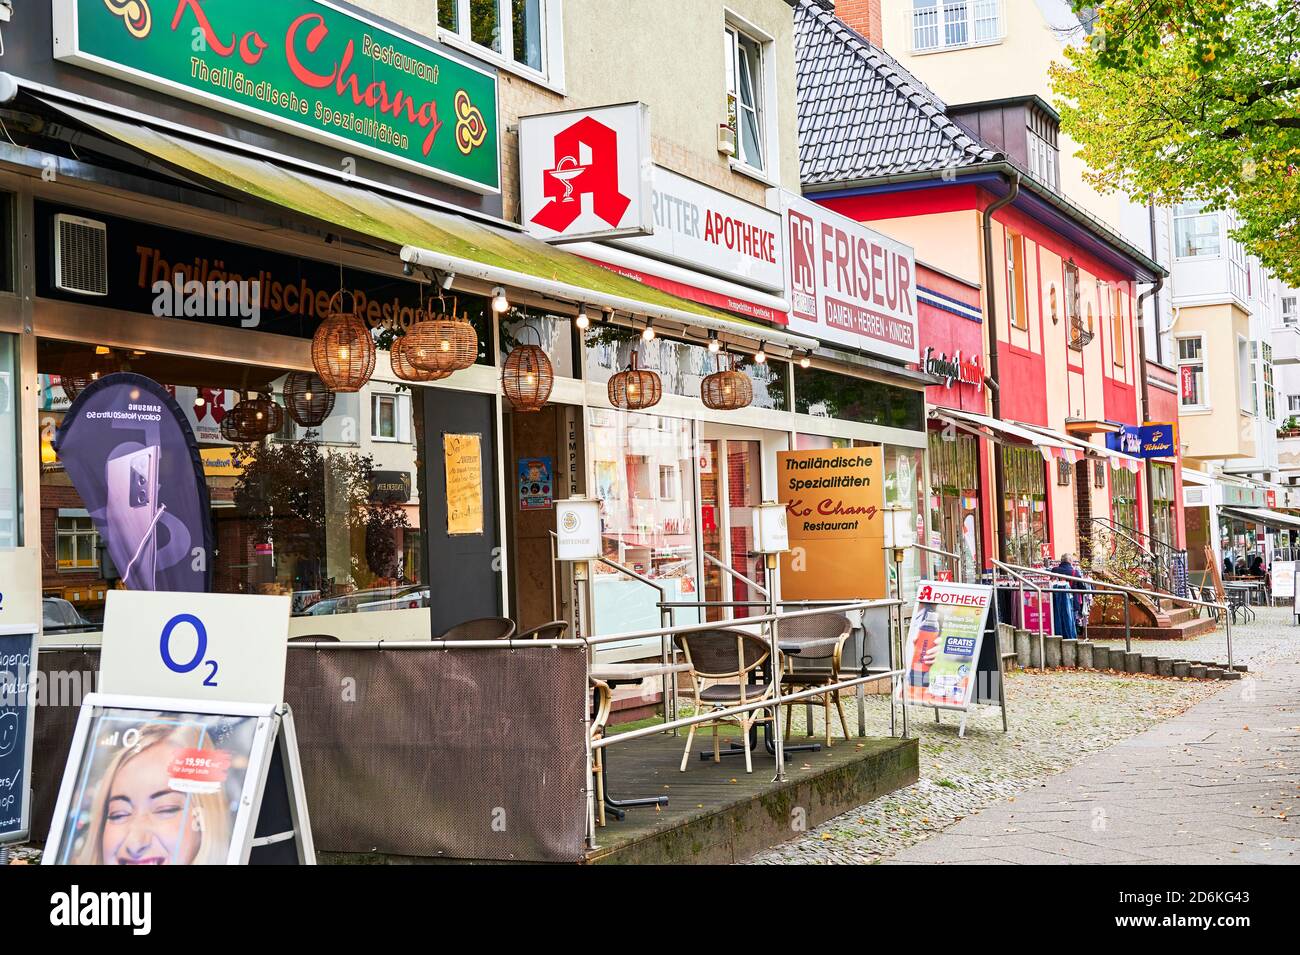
[51,708,258,866]
[900,580,994,711]
[52,374,213,592]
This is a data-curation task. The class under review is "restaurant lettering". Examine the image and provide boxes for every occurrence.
[54,0,500,191]
[924,347,983,391]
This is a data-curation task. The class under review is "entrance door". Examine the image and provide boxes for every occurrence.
[700,426,784,621]
[421,389,501,636]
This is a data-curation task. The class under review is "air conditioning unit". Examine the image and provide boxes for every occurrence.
[54,213,109,296]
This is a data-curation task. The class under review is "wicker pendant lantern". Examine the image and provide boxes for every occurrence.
[502,330,554,413]
[222,392,282,443]
[702,355,753,411]
[282,371,337,427]
[390,334,452,384]
[608,352,662,411]
[311,291,376,392]
[404,301,479,375]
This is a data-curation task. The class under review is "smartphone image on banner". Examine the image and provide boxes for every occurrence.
[106,447,160,590]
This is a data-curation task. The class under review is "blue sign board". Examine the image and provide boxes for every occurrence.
[0,626,37,843]
[1106,424,1143,457]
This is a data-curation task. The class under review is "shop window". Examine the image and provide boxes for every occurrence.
[585,327,787,411]
[1000,443,1047,567]
[500,311,574,380]
[0,193,14,294]
[1177,336,1206,409]
[588,409,699,637]
[0,334,18,549]
[794,365,924,431]
[371,393,412,443]
[1110,286,1125,368]
[1006,231,1028,331]
[1174,202,1222,258]
[439,0,550,77]
[1112,468,1138,531]
[928,430,981,582]
[38,343,426,626]
[1151,463,1175,548]
[725,23,769,174]
[56,514,99,570]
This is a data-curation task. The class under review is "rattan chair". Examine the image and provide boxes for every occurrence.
[516,620,569,641]
[778,612,853,745]
[674,629,775,775]
[439,617,517,641]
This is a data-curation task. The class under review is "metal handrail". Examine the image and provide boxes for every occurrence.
[913,542,963,583]
[994,560,1233,669]
[1093,514,1182,560]
[704,551,768,598]
[990,560,1048,667]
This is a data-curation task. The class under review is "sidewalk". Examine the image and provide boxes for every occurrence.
[886,645,1299,865]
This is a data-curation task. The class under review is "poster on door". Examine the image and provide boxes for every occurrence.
[518,457,554,511]
[1021,590,1051,633]
[900,581,994,710]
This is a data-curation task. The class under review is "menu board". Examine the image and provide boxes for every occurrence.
[0,627,36,843]
[444,433,485,536]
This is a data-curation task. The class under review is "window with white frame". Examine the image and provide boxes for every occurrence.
[1028,130,1057,190]
[1240,338,1256,415]
[371,393,412,443]
[56,513,98,571]
[439,0,550,77]
[1264,342,1276,421]
[1288,394,1300,413]
[659,465,677,500]
[725,23,768,173]
[1173,202,1222,258]
[1284,295,1297,325]
[912,0,1003,52]
[1177,336,1206,408]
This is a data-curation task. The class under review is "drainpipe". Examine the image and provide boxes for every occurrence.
[983,172,1020,563]
[1137,273,1166,546]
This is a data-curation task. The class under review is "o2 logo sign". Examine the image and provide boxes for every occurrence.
[158,614,219,688]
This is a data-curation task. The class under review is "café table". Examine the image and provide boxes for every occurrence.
[590,661,694,820]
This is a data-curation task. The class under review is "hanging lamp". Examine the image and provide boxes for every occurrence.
[311,290,376,392]
[701,353,753,411]
[502,325,554,413]
[282,370,337,427]
[404,294,478,374]
[391,333,453,383]
[608,351,662,411]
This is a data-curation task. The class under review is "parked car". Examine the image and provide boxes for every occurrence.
[356,587,431,613]
[42,597,95,634]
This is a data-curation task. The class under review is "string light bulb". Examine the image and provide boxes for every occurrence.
[708,331,721,354]
[754,343,768,364]
[642,320,656,342]
[800,352,812,369]
[575,306,590,331]
[492,286,510,313]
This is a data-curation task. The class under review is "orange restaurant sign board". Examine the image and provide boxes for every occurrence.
[776,448,885,601]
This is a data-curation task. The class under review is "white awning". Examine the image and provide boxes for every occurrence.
[1220,507,1300,531]
[1016,422,1142,472]
[930,409,1076,457]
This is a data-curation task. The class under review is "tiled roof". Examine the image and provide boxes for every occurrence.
[795,0,1001,185]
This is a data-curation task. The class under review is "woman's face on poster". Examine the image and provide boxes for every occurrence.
[101,742,200,865]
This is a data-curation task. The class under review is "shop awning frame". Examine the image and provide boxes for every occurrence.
[1017,421,1142,472]
[42,97,820,355]
[1220,507,1300,531]
[930,408,1076,457]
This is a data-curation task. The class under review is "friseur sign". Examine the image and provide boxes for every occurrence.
[53,0,500,192]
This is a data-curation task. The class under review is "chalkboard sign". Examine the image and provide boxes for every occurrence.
[0,625,37,844]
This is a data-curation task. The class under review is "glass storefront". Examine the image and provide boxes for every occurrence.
[0,335,18,549]
[37,340,427,631]
[1112,467,1139,532]
[588,408,700,637]
[928,428,981,581]
[1001,443,1047,567]
[1151,463,1175,548]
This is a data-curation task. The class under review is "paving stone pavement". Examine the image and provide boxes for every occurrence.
[884,643,1300,865]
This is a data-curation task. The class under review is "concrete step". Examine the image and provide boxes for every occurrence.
[1083,615,1218,641]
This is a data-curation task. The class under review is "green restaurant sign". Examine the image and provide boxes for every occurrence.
[53,0,500,192]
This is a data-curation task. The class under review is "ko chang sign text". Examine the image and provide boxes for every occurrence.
[53,0,500,192]
[779,191,919,364]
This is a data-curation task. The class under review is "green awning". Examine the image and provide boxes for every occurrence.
[51,101,817,352]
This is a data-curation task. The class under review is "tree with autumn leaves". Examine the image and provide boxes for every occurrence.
[1051,1,1300,285]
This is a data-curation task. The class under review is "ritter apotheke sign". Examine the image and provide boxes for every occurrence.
[53,0,500,192]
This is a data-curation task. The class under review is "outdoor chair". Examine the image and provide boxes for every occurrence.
[674,629,775,775]
[516,620,569,641]
[590,679,613,828]
[777,612,853,745]
[439,617,516,641]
